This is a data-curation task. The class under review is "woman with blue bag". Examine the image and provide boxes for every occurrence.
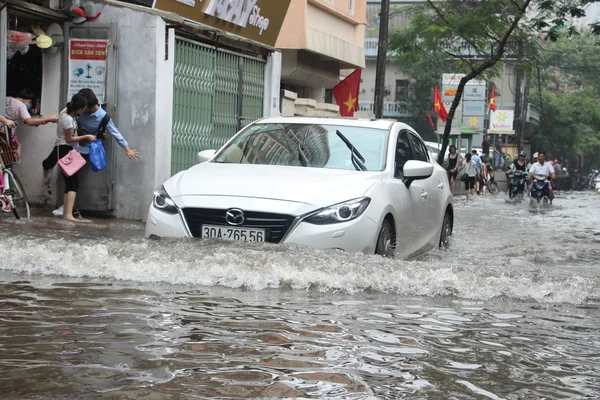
[50,88,140,216]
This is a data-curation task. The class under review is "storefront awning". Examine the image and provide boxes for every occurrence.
[5,0,67,22]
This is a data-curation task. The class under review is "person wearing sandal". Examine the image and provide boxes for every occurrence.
[42,95,96,222]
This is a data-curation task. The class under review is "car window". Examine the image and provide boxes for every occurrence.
[213,123,389,172]
[395,130,414,178]
[408,133,429,163]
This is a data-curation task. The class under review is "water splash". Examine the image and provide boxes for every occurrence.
[0,235,597,304]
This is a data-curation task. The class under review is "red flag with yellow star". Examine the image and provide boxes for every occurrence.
[433,86,448,122]
[332,69,361,117]
[490,85,496,111]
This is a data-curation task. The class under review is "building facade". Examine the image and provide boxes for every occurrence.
[358,0,420,120]
[1,0,292,220]
[276,0,366,103]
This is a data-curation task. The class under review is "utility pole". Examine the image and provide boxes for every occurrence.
[374,0,390,119]
[514,64,522,151]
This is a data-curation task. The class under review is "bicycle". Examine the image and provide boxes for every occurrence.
[480,165,499,195]
[0,125,30,219]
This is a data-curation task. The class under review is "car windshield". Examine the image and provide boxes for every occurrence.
[213,123,388,171]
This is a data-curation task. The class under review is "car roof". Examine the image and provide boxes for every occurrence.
[254,116,404,131]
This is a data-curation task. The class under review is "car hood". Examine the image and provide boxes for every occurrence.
[164,163,383,207]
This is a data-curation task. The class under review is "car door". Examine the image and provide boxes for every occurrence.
[386,130,427,258]
[408,132,443,251]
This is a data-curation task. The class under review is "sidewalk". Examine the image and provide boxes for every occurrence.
[0,209,145,239]
[454,170,509,196]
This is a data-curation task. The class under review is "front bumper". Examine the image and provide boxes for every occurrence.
[145,201,379,255]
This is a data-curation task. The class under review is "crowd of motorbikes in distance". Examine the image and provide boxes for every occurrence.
[508,168,600,209]
[570,170,600,192]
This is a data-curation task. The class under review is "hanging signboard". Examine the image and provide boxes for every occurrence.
[489,110,515,135]
[68,39,108,103]
[153,0,292,47]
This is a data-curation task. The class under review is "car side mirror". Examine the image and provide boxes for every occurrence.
[403,160,434,188]
[197,149,216,164]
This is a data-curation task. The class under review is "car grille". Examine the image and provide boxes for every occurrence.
[181,208,297,243]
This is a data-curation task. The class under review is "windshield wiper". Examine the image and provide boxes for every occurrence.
[336,130,367,171]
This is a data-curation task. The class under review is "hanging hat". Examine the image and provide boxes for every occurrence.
[81,2,101,20]
[70,4,87,24]
[70,1,101,24]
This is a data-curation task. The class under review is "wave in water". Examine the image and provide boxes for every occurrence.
[0,235,598,304]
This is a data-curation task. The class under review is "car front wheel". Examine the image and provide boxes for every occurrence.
[439,210,452,249]
[375,220,396,258]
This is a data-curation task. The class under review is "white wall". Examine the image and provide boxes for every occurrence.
[359,58,408,102]
[263,51,282,117]
[99,4,174,221]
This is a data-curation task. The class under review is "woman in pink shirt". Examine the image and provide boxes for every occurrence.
[4,89,58,127]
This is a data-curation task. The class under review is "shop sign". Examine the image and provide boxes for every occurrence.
[463,100,485,116]
[441,85,457,102]
[442,73,485,86]
[462,115,484,131]
[489,109,515,135]
[153,0,292,47]
[68,39,107,103]
[463,85,486,100]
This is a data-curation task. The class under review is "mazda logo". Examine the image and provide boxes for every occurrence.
[225,209,245,226]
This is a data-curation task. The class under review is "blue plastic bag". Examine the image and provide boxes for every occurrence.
[89,140,107,172]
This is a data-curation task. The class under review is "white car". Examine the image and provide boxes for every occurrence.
[145,117,454,259]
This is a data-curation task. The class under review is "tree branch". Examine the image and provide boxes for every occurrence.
[426,0,451,26]
[509,0,523,12]
[436,0,534,165]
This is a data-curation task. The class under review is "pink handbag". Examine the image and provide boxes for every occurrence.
[58,147,86,177]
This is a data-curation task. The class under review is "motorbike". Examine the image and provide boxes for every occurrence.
[530,175,550,208]
[508,170,526,202]
[571,173,588,191]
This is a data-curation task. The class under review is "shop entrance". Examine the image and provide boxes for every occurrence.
[5,16,44,119]
[171,38,266,175]
[62,23,118,213]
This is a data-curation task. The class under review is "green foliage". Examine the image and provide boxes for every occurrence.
[387,0,599,165]
[529,33,600,169]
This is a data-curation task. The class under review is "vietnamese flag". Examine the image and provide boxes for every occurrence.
[433,86,448,122]
[333,69,361,117]
[490,85,496,111]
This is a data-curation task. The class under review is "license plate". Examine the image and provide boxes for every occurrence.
[201,225,266,242]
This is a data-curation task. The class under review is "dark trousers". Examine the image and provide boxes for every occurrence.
[43,145,87,193]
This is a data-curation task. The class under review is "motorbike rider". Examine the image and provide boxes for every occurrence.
[507,151,527,194]
[528,151,556,203]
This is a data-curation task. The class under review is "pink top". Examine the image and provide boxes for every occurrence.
[5,97,31,126]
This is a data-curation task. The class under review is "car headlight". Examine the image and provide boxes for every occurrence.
[153,187,178,214]
[305,197,371,225]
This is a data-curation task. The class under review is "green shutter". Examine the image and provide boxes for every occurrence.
[171,39,266,175]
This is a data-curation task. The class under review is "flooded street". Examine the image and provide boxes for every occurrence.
[0,192,599,399]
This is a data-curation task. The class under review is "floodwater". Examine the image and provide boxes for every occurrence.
[0,192,599,399]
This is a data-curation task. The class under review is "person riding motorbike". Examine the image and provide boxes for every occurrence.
[507,151,527,195]
[528,151,556,204]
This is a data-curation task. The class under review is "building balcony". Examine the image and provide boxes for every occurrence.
[358,100,410,118]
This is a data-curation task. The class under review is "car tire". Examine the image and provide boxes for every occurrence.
[375,220,395,258]
[439,210,452,249]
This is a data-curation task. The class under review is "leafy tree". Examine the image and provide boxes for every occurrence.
[529,32,600,170]
[389,0,599,165]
